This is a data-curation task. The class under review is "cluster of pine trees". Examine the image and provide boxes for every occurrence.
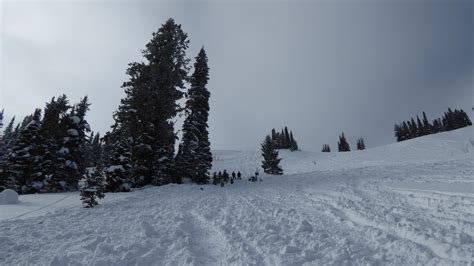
[337,132,351,152]
[321,144,331,152]
[0,95,91,194]
[0,18,213,205]
[101,18,213,192]
[270,127,298,151]
[356,138,366,150]
[394,108,471,142]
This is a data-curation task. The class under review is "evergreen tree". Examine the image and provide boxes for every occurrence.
[284,127,290,149]
[176,48,212,184]
[338,132,350,152]
[105,137,132,192]
[289,131,299,151]
[356,138,366,150]
[431,118,443,133]
[89,132,103,168]
[409,118,418,138]
[322,144,331,152]
[80,167,105,208]
[461,109,472,127]
[271,128,277,142]
[0,116,16,168]
[2,109,43,193]
[416,116,424,137]
[261,135,283,175]
[394,124,402,142]
[51,96,91,192]
[422,111,431,135]
[39,95,71,192]
[112,18,190,186]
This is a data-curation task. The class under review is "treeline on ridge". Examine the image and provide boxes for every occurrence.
[394,108,471,142]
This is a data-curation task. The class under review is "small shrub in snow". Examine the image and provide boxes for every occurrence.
[80,168,105,208]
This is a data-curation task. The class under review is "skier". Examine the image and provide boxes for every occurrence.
[232,171,236,181]
[237,171,241,180]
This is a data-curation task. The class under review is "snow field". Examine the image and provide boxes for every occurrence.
[0,127,473,265]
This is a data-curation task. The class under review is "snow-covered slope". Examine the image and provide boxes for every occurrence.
[0,127,473,265]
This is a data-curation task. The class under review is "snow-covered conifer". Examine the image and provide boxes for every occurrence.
[176,47,212,184]
[3,109,43,193]
[356,138,366,150]
[80,167,105,208]
[261,135,283,175]
[338,132,350,152]
[105,137,132,192]
[112,18,190,186]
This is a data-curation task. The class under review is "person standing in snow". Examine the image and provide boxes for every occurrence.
[237,171,241,180]
[223,170,229,183]
[232,171,236,181]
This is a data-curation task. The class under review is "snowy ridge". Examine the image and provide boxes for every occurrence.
[0,127,473,265]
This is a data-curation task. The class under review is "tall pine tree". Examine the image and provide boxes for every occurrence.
[111,18,190,187]
[176,48,212,184]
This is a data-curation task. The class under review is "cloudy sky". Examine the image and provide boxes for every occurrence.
[1,0,472,151]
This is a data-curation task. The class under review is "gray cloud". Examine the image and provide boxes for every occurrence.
[1,0,472,151]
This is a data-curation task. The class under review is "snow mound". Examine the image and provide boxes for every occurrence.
[0,189,19,204]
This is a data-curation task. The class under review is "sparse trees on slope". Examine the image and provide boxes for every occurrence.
[261,135,283,175]
[338,132,350,152]
[176,48,212,184]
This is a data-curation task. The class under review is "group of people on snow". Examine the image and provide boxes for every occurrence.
[212,169,262,186]
[212,170,241,186]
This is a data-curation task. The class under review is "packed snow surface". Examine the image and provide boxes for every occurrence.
[1,127,473,265]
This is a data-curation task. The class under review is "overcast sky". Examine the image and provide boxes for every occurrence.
[1,0,472,151]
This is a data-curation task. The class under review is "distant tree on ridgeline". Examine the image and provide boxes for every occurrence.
[322,144,331,152]
[338,132,350,152]
[356,138,366,150]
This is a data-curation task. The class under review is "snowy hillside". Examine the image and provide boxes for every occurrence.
[1,127,473,265]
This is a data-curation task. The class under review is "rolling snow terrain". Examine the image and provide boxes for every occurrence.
[1,127,473,265]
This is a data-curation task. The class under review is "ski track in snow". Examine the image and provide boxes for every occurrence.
[0,127,474,265]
